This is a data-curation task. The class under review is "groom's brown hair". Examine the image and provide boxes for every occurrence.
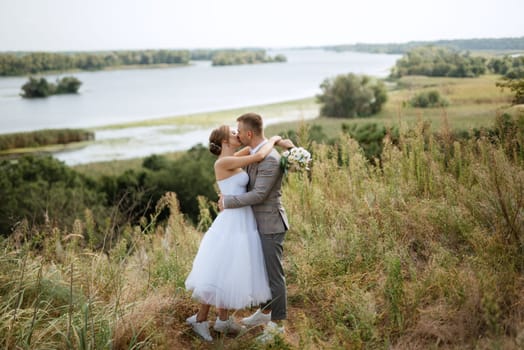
[237,113,263,136]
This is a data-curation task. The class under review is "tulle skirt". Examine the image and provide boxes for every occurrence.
[185,206,271,309]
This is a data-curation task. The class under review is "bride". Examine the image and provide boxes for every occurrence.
[185,125,292,341]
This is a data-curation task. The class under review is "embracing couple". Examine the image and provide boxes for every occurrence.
[184,112,294,342]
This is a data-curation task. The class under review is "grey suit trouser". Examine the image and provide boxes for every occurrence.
[259,232,287,321]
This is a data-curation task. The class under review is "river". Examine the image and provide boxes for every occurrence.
[0,49,400,164]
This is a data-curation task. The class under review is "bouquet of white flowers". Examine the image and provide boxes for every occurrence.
[280,147,311,173]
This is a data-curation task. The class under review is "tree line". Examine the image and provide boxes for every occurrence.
[0,50,192,76]
[0,145,217,243]
[389,46,524,79]
[0,49,287,76]
[488,55,524,79]
[325,36,524,54]
[211,50,286,66]
[390,46,487,78]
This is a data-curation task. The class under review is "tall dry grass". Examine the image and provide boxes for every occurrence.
[0,129,94,152]
[1,120,523,349]
[283,121,523,348]
[0,192,201,349]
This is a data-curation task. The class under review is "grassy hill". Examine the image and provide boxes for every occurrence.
[1,121,523,348]
[1,73,523,348]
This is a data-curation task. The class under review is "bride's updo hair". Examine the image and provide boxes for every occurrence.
[208,125,229,156]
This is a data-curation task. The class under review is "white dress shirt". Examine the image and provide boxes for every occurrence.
[250,139,268,155]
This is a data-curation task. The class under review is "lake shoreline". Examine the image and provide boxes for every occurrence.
[55,96,320,165]
[5,72,517,167]
[93,96,319,130]
[0,49,400,135]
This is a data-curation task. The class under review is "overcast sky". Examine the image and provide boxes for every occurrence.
[1,0,523,52]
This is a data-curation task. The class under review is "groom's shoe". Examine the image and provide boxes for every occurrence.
[213,316,246,334]
[241,308,271,327]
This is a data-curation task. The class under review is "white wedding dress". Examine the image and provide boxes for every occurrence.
[185,171,271,309]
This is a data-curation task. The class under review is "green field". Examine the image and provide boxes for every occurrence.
[268,74,516,137]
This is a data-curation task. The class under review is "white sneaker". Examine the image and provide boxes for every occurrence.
[191,320,213,341]
[185,314,197,325]
[241,308,271,327]
[257,321,285,343]
[213,316,246,334]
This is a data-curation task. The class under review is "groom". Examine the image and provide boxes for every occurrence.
[219,112,292,340]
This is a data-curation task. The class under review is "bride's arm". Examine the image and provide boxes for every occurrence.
[216,136,282,170]
[275,138,295,150]
[233,137,292,157]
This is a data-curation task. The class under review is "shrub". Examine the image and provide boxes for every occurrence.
[317,73,388,118]
[488,55,524,78]
[142,154,169,171]
[409,90,449,108]
[281,124,332,146]
[55,76,82,94]
[496,78,524,105]
[20,77,54,98]
[341,123,399,161]
[100,146,216,226]
[0,156,105,236]
[143,145,216,223]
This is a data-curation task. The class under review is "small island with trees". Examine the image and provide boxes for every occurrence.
[20,76,82,98]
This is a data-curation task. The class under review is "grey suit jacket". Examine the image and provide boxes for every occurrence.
[223,148,289,234]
